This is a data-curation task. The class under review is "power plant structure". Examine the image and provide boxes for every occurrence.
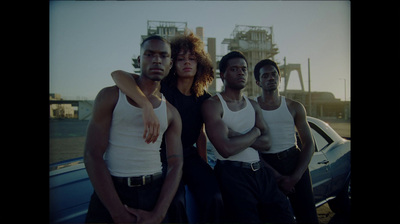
[222,25,279,97]
[50,20,349,121]
[118,20,349,120]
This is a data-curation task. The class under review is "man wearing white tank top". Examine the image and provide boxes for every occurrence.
[202,51,295,223]
[254,59,318,223]
[84,36,183,224]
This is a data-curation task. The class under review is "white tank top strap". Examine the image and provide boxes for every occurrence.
[213,93,259,163]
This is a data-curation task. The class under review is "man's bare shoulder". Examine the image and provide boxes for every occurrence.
[202,95,223,113]
[203,95,221,106]
[248,98,261,109]
[94,86,119,107]
[285,97,307,119]
[285,97,305,111]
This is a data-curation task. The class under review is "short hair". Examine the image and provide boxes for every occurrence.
[253,59,280,81]
[140,35,170,49]
[219,51,248,75]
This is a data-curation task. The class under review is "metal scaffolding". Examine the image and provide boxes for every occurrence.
[141,20,188,42]
[222,25,279,97]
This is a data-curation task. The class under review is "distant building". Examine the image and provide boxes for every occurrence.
[50,93,77,119]
[50,93,94,120]
[142,20,187,42]
[284,90,350,120]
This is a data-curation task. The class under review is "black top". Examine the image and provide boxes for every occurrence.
[160,82,211,155]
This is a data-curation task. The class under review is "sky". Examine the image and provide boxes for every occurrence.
[49,0,350,101]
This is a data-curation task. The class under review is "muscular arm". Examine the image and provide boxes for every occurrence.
[249,100,271,151]
[84,86,136,223]
[291,101,315,182]
[147,103,183,223]
[201,97,261,158]
[276,101,315,195]
[111,70,160,143]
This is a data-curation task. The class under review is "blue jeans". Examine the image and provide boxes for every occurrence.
[214,160,295,223]
[161,147,224,223]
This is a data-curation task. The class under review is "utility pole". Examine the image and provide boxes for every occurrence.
[308,58,312,116]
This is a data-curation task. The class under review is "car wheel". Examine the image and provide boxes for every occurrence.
[328,178,351,214]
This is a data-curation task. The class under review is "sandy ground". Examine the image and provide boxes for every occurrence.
[49,119,350,224]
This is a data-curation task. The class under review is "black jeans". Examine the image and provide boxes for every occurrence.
[161,147,224,223]
[260,146,319,224]
[214,160,295,224]
[85,176,163,223]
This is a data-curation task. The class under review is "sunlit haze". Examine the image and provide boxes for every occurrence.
[49,1,350,101]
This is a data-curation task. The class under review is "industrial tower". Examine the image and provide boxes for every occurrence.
[222,25,279,97]
[141,20,188,42]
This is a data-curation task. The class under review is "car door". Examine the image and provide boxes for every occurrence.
[308,122,333,204]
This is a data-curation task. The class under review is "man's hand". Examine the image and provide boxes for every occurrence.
[142,103,160,144]
[277,175,297,195]
[124,205,163,224]
[111,208,137,224]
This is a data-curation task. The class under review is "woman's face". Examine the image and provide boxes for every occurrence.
[175,50,197,79]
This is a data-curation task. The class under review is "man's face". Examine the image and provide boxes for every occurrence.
[221,58,248,90]
[256,65,280,92]
[139,39,172,81]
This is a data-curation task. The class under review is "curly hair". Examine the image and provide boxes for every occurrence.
[162,29,214,97]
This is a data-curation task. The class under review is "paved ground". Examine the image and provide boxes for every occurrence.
[49,118,350,224]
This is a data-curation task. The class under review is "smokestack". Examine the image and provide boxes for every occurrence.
[196,27,204,41]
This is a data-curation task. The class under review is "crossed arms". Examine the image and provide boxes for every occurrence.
[201,96,271,158]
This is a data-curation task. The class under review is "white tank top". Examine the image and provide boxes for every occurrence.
[259,96,297,154]
[213,93,259,163]
[104,89,168,177]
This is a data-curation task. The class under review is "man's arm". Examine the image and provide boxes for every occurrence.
[196,124,208,162]
[279,100,315,194]
[291,101,315,181]
[126,102,183,224]
[249,99,271,152]
[84,86,136,223]
[111,70,160,143]
[201,97,261,158]
[224,100,271,152]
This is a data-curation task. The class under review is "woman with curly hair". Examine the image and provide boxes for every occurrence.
[111,30,223,223]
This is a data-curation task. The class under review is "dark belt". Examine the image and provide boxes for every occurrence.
[217,160,261,171]
[262,146,298,160]
[112,172,162,187]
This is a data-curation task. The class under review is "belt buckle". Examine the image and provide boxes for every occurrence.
[250,162,260,171]
[127,176,146,187]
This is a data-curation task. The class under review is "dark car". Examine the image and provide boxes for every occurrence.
[49,117,350,223]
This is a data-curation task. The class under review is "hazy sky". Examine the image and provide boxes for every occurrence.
[49,1,350,101]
